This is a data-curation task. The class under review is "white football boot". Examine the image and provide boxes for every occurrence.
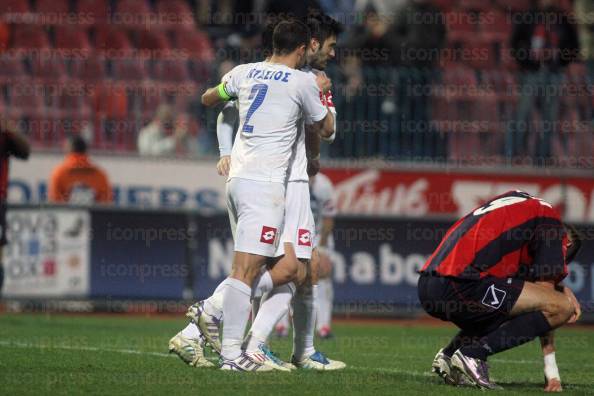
[291,351,346,370]
[168,332,214,368]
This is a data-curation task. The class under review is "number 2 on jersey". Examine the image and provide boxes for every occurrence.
[242,83,268,133]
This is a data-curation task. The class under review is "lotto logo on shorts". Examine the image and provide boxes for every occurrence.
[481,284,507,309]
[298,229,311,246]
[260,226,277,244]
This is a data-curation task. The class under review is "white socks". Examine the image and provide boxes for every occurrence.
[180,322,202,341]
[292,284,317,360]
[245,283,295,353]
[221,278,252,360]
[316,278,333,332]
[252,270,273,299]
[203,278,227,320]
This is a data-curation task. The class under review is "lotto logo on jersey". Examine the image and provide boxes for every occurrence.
[298,229,311,246]
[260,226,277,244]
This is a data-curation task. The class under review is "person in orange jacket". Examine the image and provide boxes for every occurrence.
[49,136,112,204]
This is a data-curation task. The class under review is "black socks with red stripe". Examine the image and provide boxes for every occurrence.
[459,311,552,361]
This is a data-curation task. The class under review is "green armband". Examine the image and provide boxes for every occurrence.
[217,83,233,101]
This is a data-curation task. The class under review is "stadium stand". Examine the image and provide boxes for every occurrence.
[0,0,590,166]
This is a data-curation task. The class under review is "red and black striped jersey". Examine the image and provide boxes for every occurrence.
[420,190,568,282]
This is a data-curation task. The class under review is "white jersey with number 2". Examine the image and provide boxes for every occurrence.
[224,61,328,183]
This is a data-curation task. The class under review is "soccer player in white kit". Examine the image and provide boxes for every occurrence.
[194,20,335,371]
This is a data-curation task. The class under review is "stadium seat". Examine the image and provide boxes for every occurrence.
[36,0,70,20]
[76,0,110,24]
[112,57,147,80]
[94,26,133,54]
[136,29,170,53]
[495,0,531,12]
[92,83,129,119]
[479,11,511,41]
[152,60,189,82]
[445,11,476,41]
[8,84,45,117]
[0,0,29,15]
[155,0,195,30]
[115,0,153,28]
[459,0,489,11]
[30,56,66,80]
[0,55,25,81]
[55,26,92,51]
[11,26,50,50]
[70,56,107,82]
[174,30,214,60]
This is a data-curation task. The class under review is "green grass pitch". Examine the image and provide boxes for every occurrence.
[1,314,593,395]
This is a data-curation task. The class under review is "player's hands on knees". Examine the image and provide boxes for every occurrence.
[563,286,581,323]
[315,72,331,94]
[544,377,562,392]
[217,156,231,176]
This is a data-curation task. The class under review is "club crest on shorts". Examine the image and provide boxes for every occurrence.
[298,229,311,246]
[260,226,277,244]
[481,284,507,309]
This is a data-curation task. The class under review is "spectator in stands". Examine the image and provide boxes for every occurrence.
[137,104,187,156]
[49,136,112,204]
[508,0,579,164]
[0,120,30,297]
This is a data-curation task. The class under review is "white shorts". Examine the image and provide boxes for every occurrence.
[226,178,285,257]
[274,181,315,260]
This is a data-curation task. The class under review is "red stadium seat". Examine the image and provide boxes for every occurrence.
[115,0,152,28]
[496,0,531,12]
[36,0,70,20]
[445,11,476,41]
[0,55,25,80]
[76,0,110,24]
[459,0,489,11]
[155,0,195,30]
[30,56,66,80]
[55,26,92,51]
[0,0,29,15]
[152,60,189,82]
[112,57,147,80]
[479,11,511,42]
[174,30,214,60]
[70,56,107,81]
[94,26,133,54]
[11,26,50,50]
[137,29,170,53]
[8,84,45,117]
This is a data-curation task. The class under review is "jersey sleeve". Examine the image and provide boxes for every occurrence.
[527,204,568,282]
[223,64,247,99]
[300,74,328,125]
[217,101,238,157]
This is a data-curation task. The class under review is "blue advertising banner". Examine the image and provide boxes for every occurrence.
[89,210,190,299]
[191,215,594,309]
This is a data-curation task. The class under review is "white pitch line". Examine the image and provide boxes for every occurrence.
[0,340,172,358]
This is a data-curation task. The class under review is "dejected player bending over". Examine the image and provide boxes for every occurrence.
[417,190,582,391]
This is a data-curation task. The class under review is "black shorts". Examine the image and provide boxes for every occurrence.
[417,274,525,335]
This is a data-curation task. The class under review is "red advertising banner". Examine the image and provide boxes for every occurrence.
[323,168,594,222]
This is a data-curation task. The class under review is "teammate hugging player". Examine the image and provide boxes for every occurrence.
[169,19,336,371]
[417,190,582,390]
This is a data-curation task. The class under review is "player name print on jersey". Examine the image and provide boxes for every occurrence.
[260,226,277,244]
[246,68,291,82]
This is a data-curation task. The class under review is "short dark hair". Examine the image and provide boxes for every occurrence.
[69,135,87,154]
[261,22,276,57]
[273,20,311,56]
[306,12,343,45]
